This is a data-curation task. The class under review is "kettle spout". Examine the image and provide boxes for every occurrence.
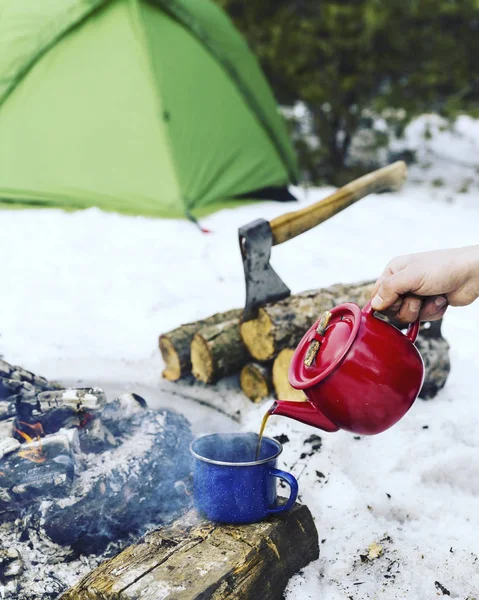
[271,400,339,433]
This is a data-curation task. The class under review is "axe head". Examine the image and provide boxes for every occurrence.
[238,218,291,322]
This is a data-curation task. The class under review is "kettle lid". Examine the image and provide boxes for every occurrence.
[288,302,362,390]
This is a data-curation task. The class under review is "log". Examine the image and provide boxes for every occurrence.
[191,319,249,384]
[159,309,242,381]
[415,332,450,399]
[272,349,307,401]
[0,359,62,393]
[60,503,319,600]
[240,280,375,361]
[37,387,106,413]
[43,409,194,554]
[240,362,273,402]
[0,431,77,509]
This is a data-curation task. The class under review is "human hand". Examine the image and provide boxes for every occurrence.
[370,245,479,323]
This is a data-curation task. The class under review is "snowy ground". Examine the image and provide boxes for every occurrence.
[0,115,478,598]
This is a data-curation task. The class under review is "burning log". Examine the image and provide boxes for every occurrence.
[240,362,273,402]
[37,388,106,413]
[191,319,249,384]
[60,503,319,600]
[24,388,108,434]
[240,280,374,361]
[43,409,194,554]
[0,430,77,507]
[159,309,242,381]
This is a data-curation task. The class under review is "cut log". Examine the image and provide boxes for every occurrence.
[240,362,273,402]
[191,319,249,384]
[240,280,375,361]
[60,503,319,600]
[272,349,307,401]
[159,309,242,381]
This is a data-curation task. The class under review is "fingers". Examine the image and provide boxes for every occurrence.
[371,268,414,311]
[375,295,448,324]
[396,295,422,324]
[419,296,448,321]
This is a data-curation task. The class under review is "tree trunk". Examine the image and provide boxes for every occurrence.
[60,503,319,600]
[240,362,273,402]
[191,319,249,384]
[240,280,374,361]
[159,309,242,381]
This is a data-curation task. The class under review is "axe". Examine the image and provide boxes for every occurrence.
[238,161,408,322]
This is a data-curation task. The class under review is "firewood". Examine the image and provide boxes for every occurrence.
[240,362,273,402]
[240,280,375,361]
[60,503,319,600]
[37,388,106,413]
[272,349,307,401]
[191,318,249,384]
[0,431,77,506]
[159,309,242,381]
[0,359,62,393]
[43,410,193,554]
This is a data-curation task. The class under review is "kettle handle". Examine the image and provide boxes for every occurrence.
[362,300,420,343]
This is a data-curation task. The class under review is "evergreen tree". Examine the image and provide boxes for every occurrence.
[217,0,479,183]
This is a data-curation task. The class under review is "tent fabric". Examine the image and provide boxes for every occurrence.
[0,0,299,219]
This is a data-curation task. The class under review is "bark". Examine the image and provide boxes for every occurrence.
[240,362,273,402]
[240,280,375,361]
[60,503,319,600]
[191,319,249,384]
[159,309,242,381]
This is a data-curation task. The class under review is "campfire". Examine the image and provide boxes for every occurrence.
[0,359,193,599]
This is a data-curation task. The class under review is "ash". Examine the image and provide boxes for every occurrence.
[0,359,194,599]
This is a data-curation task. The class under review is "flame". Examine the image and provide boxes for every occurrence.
[15,422,46,464]
[80,412,94,428]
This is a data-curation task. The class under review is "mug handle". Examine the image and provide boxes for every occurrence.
[267,468,299,515]
[362,300,420,343]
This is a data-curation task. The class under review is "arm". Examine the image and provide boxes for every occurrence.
[371,245,479,323]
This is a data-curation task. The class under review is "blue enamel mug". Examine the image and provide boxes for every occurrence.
[190,432,298,524]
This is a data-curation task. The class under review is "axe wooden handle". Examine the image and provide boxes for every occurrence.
[270,161,408,246]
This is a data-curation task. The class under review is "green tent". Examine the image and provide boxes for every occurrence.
[0,0,299,219]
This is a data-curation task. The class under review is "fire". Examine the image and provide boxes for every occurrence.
[79,412,94,428]
[15,422,46,464]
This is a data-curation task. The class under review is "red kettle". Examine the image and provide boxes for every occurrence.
[270,301,425,435]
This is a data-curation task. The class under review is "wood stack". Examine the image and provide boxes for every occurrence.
[159,280,451,405]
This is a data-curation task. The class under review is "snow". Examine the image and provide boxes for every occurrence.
[0,114,479,598]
